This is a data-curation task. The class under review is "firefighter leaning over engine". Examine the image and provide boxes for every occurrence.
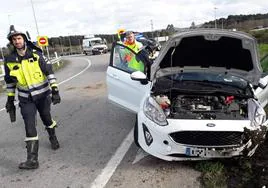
[4,25,61,169]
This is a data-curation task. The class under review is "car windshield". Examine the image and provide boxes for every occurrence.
[91,40,104,46]
[169,72,248,89]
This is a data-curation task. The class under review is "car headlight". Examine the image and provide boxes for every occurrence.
[253,107,266,126]
[248,99,266,127]
[143,97,168,126]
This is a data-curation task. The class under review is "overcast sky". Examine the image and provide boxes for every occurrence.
[0,0,267,46]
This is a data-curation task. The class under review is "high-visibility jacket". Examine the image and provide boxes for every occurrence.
[123,41,144,72]
[4,47,58,101]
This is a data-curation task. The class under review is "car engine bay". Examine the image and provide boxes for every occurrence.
[153,93,249,120]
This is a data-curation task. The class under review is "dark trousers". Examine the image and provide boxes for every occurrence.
[19,96,53,138]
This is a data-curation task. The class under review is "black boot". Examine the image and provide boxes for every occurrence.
[46,128,60,150]
[19,140,39,169]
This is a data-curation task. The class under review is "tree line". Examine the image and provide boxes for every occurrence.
[1,13,268,58]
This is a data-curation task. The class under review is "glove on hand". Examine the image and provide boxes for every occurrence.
[51,87,61,105]
[5,96,15,113]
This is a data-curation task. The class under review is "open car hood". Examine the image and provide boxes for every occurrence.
[150,29,262,85]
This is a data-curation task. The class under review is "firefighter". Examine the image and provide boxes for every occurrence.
[4,25,61,169]
[123,31,144,72]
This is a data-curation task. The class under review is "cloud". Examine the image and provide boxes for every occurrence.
[0,0,267,46]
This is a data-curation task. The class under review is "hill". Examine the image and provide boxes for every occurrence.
[202,13,268,31]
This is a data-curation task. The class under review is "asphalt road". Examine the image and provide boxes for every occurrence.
[0,54,200,188]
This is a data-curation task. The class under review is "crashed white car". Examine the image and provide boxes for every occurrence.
[106,29,268,161]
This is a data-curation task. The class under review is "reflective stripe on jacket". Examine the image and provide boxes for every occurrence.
[4,48,57,101]
[123,41,144,72]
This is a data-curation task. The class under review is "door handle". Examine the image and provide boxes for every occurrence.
[109,73,119,80]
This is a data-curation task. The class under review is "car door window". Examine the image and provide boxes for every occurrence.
[112,44,145,74]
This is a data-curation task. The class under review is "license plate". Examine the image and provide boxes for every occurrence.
[185,147,208,157]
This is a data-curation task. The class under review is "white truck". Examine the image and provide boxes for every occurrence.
[82,37,108,55]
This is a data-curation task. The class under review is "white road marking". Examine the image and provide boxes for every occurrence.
[57,58,91,85]
[0,57,91,112]
[1,56,137,188]
[90,128,134,188]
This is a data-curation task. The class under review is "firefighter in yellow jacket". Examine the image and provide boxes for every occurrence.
[123,31,144,72]
[4,25,61,169]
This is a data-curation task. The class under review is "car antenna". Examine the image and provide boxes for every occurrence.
[170,42,176,100]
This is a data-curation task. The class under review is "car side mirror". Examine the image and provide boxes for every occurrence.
[130,71,148,85]
[258,75,268,89]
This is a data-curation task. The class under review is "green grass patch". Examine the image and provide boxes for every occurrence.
[196,161,227,188]
[259,43,268,72]
[52,59,70,72]
[259,43,268,59]
[261,54,268,72]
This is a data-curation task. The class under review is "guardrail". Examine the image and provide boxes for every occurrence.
[0,57,62,82]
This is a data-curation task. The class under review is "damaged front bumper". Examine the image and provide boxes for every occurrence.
[243,125,267,157]
[137,112,268,161]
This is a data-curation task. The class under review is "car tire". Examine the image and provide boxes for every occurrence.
[134,116,140,148]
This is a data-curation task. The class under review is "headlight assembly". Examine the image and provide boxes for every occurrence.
[143,97,168,126]
[248,98,266,127]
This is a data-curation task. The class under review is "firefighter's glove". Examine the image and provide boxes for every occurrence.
[5,96,15,113]
[51,87,61,105]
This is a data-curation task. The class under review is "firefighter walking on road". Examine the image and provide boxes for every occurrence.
[4,25,61,169]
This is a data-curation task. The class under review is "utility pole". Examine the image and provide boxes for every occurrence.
[214,7,217,29]
[30,0,51,58]
[150,19,154,38]
[8,14,11,25]
[30,0,40,36]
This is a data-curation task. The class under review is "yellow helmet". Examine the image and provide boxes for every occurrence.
[117,28,125,35]
[117,28,126,42]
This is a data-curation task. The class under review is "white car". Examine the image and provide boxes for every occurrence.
[106,29,268,161]
[82,37,108,55]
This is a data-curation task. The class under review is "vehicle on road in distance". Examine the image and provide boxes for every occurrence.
[106,29,268,161]
[82,37,108,55]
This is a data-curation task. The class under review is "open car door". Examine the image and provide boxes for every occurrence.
[106,43,151,113]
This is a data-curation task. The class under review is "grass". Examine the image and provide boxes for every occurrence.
[261,54,268,72]
[259,43,268,72]
[196,106,268,188]
[259,43,268,59]
[52,59,69,72]
[196,161,227,188]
